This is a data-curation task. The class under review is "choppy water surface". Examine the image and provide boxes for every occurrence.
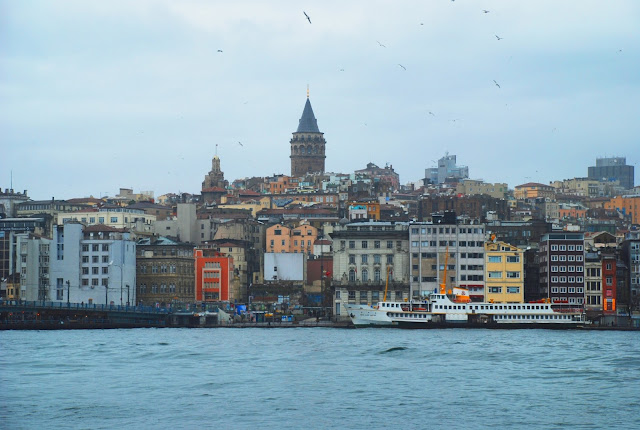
[1,328,639,429]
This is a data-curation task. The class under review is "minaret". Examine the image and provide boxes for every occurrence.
[290,88,326,177]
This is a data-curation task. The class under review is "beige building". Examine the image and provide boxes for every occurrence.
[330,222,410,319]
[57,207,156,234]
[218,196,272,217]
[485,241,524,303]
[456,179,508,199]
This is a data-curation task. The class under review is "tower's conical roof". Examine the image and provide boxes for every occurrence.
[296,98,320,133]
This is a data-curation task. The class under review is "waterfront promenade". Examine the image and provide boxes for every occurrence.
[0,300,352,329]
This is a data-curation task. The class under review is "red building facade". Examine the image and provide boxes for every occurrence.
[194,249,234,302]
[602,254,617,314]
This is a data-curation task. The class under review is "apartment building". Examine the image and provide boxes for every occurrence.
[538,233,585,305]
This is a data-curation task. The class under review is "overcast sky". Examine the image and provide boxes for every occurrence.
[2,0,639,200]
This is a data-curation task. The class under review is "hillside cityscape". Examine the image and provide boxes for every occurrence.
[1,96,639,328]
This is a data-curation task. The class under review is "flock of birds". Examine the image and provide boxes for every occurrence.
[302,9,503,89]
[212,7,508,148]
[213,7,624,150]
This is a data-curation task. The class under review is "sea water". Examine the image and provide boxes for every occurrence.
[1,328,638,429]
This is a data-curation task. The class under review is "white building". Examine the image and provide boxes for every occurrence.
[48,221,137,305]
[264,253,305,282]
[409,215,487,299]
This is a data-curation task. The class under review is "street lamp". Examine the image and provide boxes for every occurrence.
[109,259,124,307]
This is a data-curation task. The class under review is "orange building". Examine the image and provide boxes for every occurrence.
[604,195,640,224]
[558,205,587,219]
[267,175,300,194]
[266,221,318,255]
[194,249,234,302]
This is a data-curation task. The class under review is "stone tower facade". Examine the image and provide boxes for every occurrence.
[202,155,228,190]
[290,95,326,177]
[201,154,229,204]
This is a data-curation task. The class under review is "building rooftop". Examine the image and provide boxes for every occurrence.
[296,98,320,133]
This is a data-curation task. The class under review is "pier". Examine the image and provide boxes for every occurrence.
[0,300,353,329]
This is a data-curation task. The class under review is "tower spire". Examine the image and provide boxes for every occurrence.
[307,84,309,99]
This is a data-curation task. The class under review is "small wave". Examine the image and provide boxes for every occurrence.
[380,346,408,354]
[157,342,169,346]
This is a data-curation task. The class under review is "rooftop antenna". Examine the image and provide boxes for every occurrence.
[215,144,218,156]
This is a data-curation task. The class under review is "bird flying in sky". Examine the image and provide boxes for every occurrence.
[493,80,501,88]
[303,11,311,23]
[482,10,490,13]
[398,64,406,70]
[495,35,503,40]
[377,40,386,48]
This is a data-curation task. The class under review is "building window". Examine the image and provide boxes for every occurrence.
[110,217,118,223]
[349,270,356,282]
[489,287,502,293]
[349,241,355,249]
[374,269,381,281]
[507,256,520,263]
[82,244,89,252]
[362,269,369,282]
[386,241,393,249]
[386,255,393,264]
[488,256,502,263]
[361,241,368,249]
[506,272,520,278]
[374,241,380,249]
[507,287,519,294]
[361,255,368,264]
[349,255,355,264]
[488,271,502,278]
[92,244,99,252]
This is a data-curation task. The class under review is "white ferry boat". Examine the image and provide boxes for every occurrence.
[346,248,587,328]
[347,292,586,328]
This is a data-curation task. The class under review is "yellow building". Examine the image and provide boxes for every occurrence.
[514,182,556,200]
[218,196,271,217]
[485,241,524,303]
